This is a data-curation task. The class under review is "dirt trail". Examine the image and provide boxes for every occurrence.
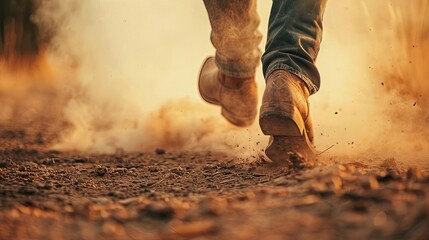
[0,129,428,240]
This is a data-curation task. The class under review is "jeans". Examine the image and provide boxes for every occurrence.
[203,0,327,94]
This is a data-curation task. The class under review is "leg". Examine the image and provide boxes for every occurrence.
[260,0,328,161]
[199,0,262,127]
[203,0,262,78]
[262,0,327,94]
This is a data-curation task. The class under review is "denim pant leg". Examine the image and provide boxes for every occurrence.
[262,0,328,95]
[203,0,263,78]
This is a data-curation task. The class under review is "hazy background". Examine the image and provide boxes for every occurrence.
[1,0,428,163]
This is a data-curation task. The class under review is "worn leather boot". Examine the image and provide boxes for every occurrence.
[259,70,315,161]
[199,57,258,127]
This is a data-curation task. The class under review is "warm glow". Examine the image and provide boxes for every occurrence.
[0,0,428,162]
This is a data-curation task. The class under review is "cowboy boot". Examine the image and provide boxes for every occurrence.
[259,70,315,161]
[199,57,258,127]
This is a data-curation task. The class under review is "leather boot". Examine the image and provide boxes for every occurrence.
[199,57,258,127]
[259,70,315,161]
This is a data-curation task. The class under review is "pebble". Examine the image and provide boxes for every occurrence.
[23,161,38,169]
[168,220,217,238]
[95,166,108,176]
[155,148,166,155]
[40,158,56,165]
[407,168,425,181]
[139,203,175,220]
[18,186,37,195]
[171,167,185,176]
[74,157,89,163]
[0,161,8,168]
[93,197,113,205]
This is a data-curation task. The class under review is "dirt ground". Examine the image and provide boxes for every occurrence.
[0,127,429,240]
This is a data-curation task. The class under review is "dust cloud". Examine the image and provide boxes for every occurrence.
[0,1,427,163]
[313,0,429,163]
[0,0,265,159]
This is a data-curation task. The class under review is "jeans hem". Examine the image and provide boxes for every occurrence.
[215,53,258,78]
[265,64,319,95]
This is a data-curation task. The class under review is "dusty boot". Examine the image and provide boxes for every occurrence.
[199,57,258,127]
[259,70,315,161]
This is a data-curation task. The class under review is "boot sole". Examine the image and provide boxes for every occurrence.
[259,106,315,161]
[221,107,257,127]
[198,57,256,127]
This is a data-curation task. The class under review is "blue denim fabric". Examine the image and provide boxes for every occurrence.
[262,0,327,94]
[204,0,327,94]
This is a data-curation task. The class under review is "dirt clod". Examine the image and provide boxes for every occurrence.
[139,203,175,220]
[155,148,166,155]
[169,220,218,238]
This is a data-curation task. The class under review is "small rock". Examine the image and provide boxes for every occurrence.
[114,168,128,174]
[0,162,8,168]
[74,157,89,163]
[118,197,140,206]
[34,181,46,189]
[43,183,53,190]
[93,197,113,205]
[407,168,425,181]
[113,156,125,163]
[23,161,38,169]
[40,201,60,211]
[373,211,387,227]
[289,153,307,169]
[40,158,56,165]
[47,150,61,155]
[294,195,320,206]
[155,148,166,155]
[148,166,161,172]
[171,167,185,176]
[197,198,227,217]
[377,171,401,183]
[165,172,179,180]
[95,166,108,176]
[350,202,368,213]
[139,203,175,220]
[169,220,217,238]
[362,176,379,190]
[18,172,30,178]
[102,221,124,235]
[203,165,217,171]
[368,176,380,190]
[18,187,37,195]
[108,191,123,198]
[273,176,288,185]
[331,176,343,190]
[171,187,182,193]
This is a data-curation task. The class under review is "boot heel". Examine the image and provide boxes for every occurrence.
[260,106,316,161]
[265,135,316,162]
[259,105,305,137]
